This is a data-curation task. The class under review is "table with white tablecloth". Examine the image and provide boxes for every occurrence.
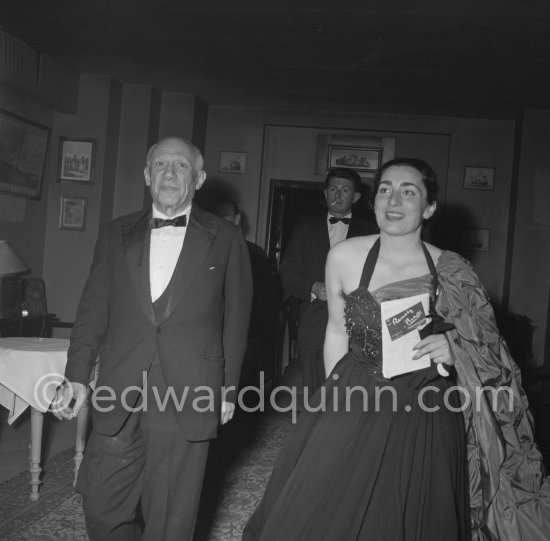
[0,337,89,501]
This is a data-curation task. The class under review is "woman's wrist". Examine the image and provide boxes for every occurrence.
[436,363,452,377]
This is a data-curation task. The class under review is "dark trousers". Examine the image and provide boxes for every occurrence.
[76,363,210,541]
[299,347,325,396]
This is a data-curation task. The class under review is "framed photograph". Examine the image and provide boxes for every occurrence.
[327,145,382,172]
[219,151,247,174]
[0,109,50,199]
[58,196,88,231]
[58,137,96,183]
[459,228,490,251]
[463,166,495,190]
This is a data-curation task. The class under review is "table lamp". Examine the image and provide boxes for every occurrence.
[0,240,29,319]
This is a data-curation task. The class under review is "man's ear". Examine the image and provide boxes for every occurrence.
[195,170,207,190]
[144,166,151,186]
[353,192,361,204]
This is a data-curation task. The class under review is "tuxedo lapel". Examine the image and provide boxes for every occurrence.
[347,216,363,239]
[347,215,378,238]
[123,209,156,324]
[161,206,218,322]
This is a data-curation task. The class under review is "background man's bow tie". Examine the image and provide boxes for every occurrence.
[329,217,350,225]
[150,216,187,228]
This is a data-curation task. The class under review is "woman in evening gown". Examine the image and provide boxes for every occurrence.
[243,158,550,540]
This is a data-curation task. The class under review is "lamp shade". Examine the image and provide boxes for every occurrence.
[0,240,29,275]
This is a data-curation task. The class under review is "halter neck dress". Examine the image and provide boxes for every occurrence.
[243,240,469,541]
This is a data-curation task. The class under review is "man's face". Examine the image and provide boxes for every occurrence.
[144,138,206,216]
[324,176,361,217]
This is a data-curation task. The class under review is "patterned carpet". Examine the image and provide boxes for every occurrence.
[0,411,292,541]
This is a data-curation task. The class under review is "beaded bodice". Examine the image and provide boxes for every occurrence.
[341,238,439,375]
[344,275,435,375]
[344,288,383,372]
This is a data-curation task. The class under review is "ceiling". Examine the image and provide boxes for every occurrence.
[2,1,550,118]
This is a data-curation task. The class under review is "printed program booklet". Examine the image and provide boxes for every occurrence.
[380,293,431,378]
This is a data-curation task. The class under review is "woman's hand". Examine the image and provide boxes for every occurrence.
[413,333,454,366]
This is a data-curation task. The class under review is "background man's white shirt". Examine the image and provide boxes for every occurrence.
[327,212,351,247]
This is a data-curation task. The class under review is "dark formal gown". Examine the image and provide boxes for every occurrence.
[243,245,469,541]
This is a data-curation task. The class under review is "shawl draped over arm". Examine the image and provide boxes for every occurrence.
[436,251,550,541]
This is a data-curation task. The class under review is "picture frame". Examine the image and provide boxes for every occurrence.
[0,109,50,199]
[459,228,490,251]
[327,145,382,173]
[219,151,247,174]
[58,196,88,231]
[314,134,395,182]
[58,137,96,183]
[463,166,495,190]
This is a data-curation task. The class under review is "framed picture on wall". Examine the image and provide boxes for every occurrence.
[459,228,490,251]
[0,109,50,199]
[463,166,495,190]
[57,137,96,183]
[219,151,247,174]
[327,145,382,173]
[58,196,88,231]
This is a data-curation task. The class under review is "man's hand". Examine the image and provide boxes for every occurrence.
[311,281,327,301]
[220,400,235,425]
[52,381,88,421]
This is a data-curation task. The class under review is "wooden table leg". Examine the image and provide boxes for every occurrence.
[29,407,44,501]
[74,397,89,487]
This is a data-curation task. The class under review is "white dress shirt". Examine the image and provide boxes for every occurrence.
[149,204,191,302]
[327,212,352,248]
[311,212,353,301]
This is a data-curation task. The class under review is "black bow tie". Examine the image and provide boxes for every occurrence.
[150,216,187,228]
[329,217,351,225]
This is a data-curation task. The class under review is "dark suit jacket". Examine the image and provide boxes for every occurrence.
[65,205,252,441]
[279,214,377,351]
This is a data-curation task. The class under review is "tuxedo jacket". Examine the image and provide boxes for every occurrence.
[65,205,252,441]
[280,214,377,351]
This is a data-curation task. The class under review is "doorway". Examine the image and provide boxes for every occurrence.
[264,178,376,376]
[265,178,375,273]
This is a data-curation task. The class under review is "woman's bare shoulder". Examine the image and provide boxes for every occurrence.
[423,242,443,265]
[327,235,378,267]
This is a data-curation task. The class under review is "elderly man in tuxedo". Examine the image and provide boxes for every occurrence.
[280,167,377,395]
[55,137,252,541]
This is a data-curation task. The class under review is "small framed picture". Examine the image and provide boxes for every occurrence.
[459,228,490,251]
[58,196,88,231]
[58,137,96,183]
[463,166,495,190]
[219,151,247,174]
[327,145,382,173]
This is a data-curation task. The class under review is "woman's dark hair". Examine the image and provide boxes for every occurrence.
[374,158,438,204]
[325,167,362,191]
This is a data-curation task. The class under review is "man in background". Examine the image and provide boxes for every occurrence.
[213,198,275,389]
[280,167,377,395]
